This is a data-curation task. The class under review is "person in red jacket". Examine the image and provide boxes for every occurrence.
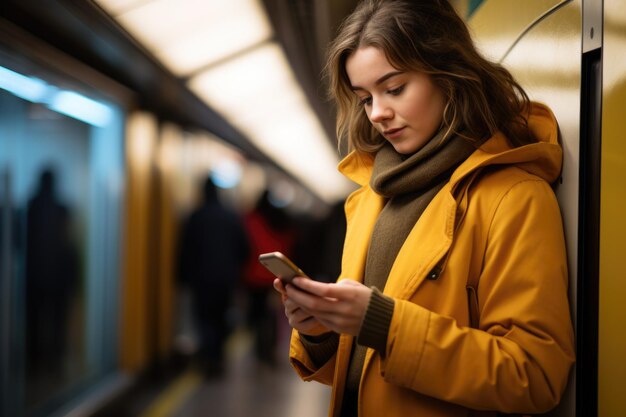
[243,190,295,365]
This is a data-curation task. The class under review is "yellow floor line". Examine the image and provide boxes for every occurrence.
[138,369,203,417]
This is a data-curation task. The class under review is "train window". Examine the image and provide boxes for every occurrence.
[0,61,125,417]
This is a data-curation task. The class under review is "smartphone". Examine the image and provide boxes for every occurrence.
[258,251,309,283]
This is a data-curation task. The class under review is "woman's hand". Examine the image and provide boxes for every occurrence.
[273,278,330,336]
[284,278,372,336]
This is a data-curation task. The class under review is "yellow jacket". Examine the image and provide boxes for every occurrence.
[289,103,575,417]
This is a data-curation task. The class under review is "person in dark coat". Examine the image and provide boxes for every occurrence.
[25,168,78,378]
[178,176,249,375]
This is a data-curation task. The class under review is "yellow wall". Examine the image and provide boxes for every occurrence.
[598,1,626,415]
[121,112,157,371]
[120,115,187,369]
[155,124,182,360]
[468,0,565,61]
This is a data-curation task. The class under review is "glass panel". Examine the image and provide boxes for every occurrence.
[22,102,90,409]
[0,59,125,417]
[1,157,19,417]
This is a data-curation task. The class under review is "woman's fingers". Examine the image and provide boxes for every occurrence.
[284,297,308,315]
[276,278,334,336]
[291,277,341,298]
[273,278,286,295]
[284,297,317,323]
[273,278,290,303]
[280,277,374,336]
[285,283,339,314]
[291,277,363,299]
[284,302,330,335]
[286,279,370,312]
[285,278,373,336]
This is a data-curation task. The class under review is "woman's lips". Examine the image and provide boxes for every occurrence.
[383,127,405,139]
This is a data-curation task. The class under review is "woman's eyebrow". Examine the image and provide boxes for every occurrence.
[350,70,404,91]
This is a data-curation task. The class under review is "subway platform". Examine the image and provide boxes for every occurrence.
[90,323,330,417]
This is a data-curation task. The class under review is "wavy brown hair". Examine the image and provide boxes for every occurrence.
[325,0,534,154]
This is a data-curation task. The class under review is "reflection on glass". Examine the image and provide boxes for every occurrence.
[25,167,80,404]
[0,59,124,416]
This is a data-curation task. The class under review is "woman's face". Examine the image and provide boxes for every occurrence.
[345,46,446,154]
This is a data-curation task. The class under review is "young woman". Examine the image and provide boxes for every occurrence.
[273,1,575,416]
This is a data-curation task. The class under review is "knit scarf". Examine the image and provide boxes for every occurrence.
[341,130,477,416]
[365,129,477,290]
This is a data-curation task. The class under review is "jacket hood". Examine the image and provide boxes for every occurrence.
[338,102,562,189]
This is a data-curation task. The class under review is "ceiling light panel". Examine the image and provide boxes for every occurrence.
[94,0,140,15]
[97,0,273,76]
[189,43,354,202]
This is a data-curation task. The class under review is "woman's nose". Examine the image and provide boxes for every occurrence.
[369,98,392,123]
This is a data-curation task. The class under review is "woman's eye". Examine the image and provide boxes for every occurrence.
[388,85,405,96]
[359,96,372,106]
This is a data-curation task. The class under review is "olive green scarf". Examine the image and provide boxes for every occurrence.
[342,130,476,415]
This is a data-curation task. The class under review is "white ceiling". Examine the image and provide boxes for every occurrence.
[95,0,354,203]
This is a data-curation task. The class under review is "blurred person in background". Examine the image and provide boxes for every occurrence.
[25,167,79,380]
[274,1,575,416]
[178,176,249,376]
[291,201,346,284]
[314,201,346,283]
[242,190,294,366]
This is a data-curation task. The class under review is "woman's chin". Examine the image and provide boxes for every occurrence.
[390,141,425,155]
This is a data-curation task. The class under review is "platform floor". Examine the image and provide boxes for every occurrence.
[110,327,331,417]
